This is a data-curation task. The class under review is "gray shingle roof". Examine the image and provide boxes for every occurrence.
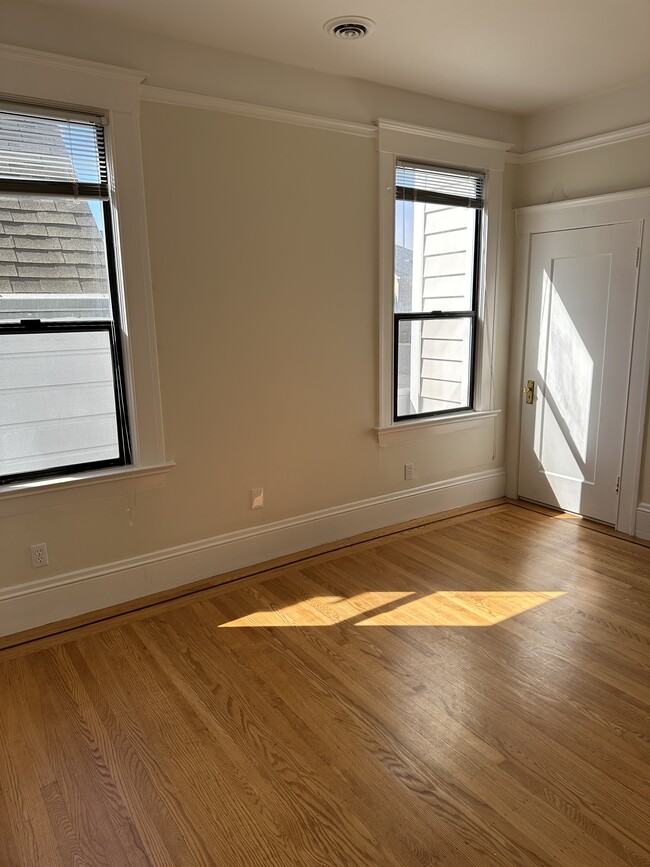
[0,195,109,296]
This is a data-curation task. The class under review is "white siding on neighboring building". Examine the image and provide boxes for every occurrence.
[406,203,475,414]
[0,331,119,476]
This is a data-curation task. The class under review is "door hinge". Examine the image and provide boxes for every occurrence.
[615,475,621,495]
[636,247,640,268]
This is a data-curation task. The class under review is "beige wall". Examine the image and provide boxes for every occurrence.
[516,136,650,504]
[517,136,650,207]
[0,103,514,588]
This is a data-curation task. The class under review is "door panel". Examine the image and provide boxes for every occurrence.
[518,222,640,524]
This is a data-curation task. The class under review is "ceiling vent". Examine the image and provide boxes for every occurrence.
[324,16,375,40]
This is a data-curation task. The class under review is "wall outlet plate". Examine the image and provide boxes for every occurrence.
[404,463,414,481]
[251,487,264,510]
[30,542,49,568]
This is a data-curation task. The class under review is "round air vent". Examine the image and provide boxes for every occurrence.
[324,16,375,40]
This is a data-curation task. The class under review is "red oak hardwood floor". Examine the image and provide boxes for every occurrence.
[0,502,649,866]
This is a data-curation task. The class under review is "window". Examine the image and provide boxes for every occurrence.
[376,120,507,444]
[0,104,130,484]
[393,161,484,421]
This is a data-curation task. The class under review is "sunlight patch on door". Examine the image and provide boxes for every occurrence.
[537,269,593,467]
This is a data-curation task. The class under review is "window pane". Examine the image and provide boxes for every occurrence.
[396,317,472,418]
[0,195,112,322]
[395,202,477,314]
[0,330,120,479]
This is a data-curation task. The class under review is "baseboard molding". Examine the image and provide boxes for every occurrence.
[636,503,650,540]
[0,468,505,638]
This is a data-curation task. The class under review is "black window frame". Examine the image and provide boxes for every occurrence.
[0,106,131,486]
[393,162,484,423]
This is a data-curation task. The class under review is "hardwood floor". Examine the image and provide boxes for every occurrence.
[1,502,649,866]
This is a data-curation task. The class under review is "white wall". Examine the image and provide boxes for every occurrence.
[0,11,517,602]
[4,0,646,623]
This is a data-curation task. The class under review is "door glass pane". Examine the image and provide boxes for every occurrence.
[0,195,112,322]
[396,317,472,417]
[0,329,120,479]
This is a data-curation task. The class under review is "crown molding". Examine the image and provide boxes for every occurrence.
[377,118,515,153]
[140,85,377,137]
[515,185,650,219]
[507,121,650,164]
[0,43,147,83]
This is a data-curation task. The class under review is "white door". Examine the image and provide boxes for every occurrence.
[518,222,641,524]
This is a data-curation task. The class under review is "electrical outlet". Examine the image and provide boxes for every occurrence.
[404,463,414,481]
[30,542,49,568]
[251,487,264,510]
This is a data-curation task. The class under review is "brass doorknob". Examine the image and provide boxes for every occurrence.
[522,380,535,404]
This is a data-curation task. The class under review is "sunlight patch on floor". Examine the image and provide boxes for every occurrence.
[217,590,566,628]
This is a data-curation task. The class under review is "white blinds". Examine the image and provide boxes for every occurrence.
[396,161,484,208]
[0,107,108,199]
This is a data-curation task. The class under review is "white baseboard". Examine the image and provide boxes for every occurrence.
[0,468,505,639]
[636,503,650,540]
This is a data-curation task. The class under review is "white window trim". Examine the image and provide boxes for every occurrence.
[0,44,167,494]
[376,119,510,443]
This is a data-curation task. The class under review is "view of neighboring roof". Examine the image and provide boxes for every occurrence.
[0,196,108,294]
[0,110,111,321]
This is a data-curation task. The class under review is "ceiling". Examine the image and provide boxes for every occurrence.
[32,0,650,114]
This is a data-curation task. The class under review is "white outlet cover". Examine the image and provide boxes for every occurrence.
[30,543,49,568]
[251,488,264,509]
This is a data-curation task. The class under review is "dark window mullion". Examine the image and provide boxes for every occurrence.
[0,179,109,199]
[102,199,132,466]
[395,311,477,322]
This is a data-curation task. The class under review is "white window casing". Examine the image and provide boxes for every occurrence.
[0,44,168,495]
[376,119,511,445]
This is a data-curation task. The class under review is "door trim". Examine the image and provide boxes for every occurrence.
[506,188,650,535]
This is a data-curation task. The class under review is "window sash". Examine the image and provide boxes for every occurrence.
[0,321,131,485]
[0,104,131,484]
[393,312,476,422]
[393,163,484,421]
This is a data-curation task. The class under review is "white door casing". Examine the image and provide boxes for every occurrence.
[518,223,641,523]
[506,188,650,535]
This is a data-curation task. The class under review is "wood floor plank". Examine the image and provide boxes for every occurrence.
[226,581,642,867]
[1,502,649,866]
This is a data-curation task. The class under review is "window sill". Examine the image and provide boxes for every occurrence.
[375,410,500,447]
[0,462,175,506]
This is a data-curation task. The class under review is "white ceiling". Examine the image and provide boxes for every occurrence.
[32,0,650,114]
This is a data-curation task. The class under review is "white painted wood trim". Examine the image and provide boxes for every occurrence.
[377,119,514,153]
[508,122,650,165]
[516,188,650,228]
[0,463,174,510]
[636,503,650,540]
[141,85,377,137]
[505,232,531,498]
[375,410,499,446]
[0,43,146,82]
[0,44,167,478]
[0,45,144,114]
[0,468,505,638]
[378,150,396,427]
[507,188,650,535]
[377,129,505,430]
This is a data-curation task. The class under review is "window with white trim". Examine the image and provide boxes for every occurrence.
[376,121,507,443]
[0,104,130,484]
[394,161,484,420]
